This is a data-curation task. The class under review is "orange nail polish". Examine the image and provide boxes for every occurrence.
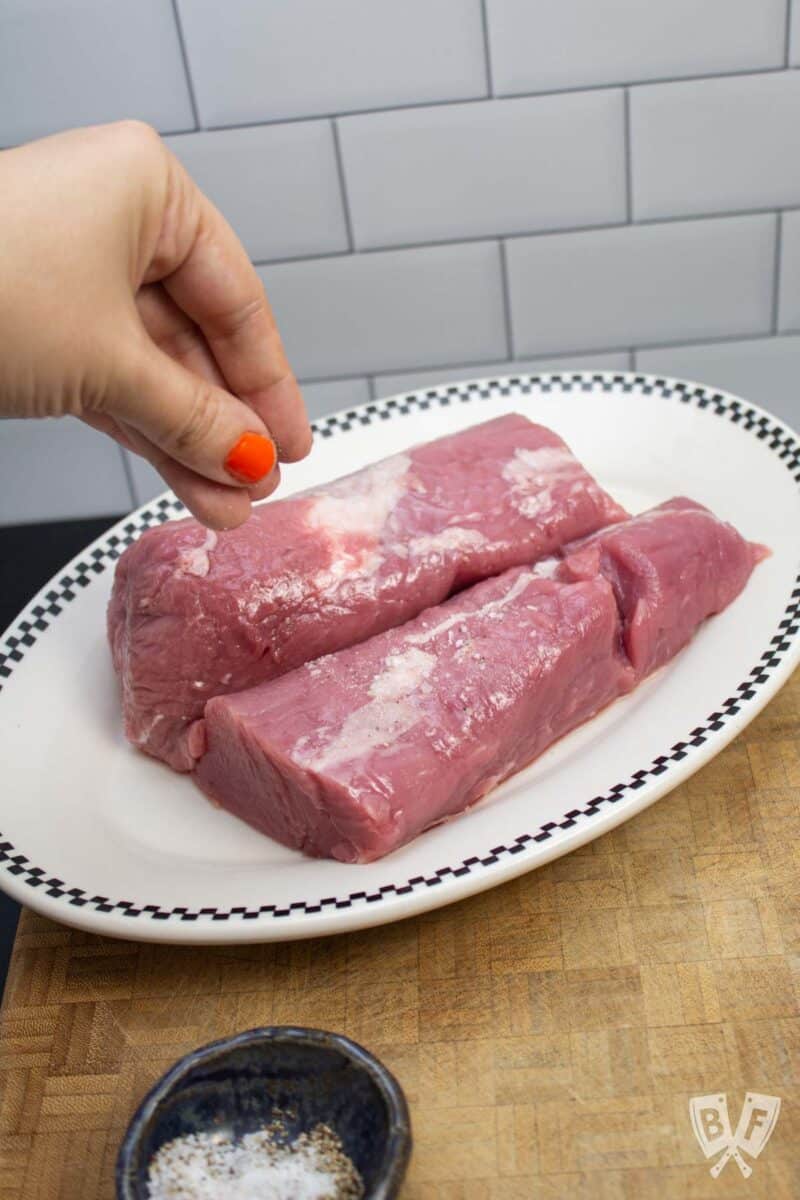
[225,432,276,483]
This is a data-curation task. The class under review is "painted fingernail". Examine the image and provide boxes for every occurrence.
[224,432,276,483]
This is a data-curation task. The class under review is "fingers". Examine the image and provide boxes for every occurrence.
[122,420,281,530]
[140,449,252,530]
[149,153,313,463]
[136,283,226,390]
[110,335,279,490]
[244,371,313,463]
[111,285,280,526]
[81,408,270,530]
[137,284,275,501]
[80,410,136,452]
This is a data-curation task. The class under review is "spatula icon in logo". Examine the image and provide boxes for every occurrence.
[689,1092,781,1178]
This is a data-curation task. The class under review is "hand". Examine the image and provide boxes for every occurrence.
[0,121,312,529]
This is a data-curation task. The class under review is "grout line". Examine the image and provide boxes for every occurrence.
[772,211,784,332]
[479,0,495,97]
[492,63,793,97]
[367,377,377,401]
[118,447,137,510]
[256,249,352,270]
[633,205,794,227]
[785,0,794,67]
[644,328,800,351]
[544,330,768,359]
[206,96,489,134]
[252,208,800,271]
[301,357,520,388]
[330,119,356,252]
[498,240,514,358]
[622,88,633,221]
[158,124,199,139]
[627,349,636,370]
[196,65,793,134]
[170,0,201,130]
[295,329,800,388]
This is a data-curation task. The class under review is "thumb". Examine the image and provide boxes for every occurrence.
[108,340,278,488]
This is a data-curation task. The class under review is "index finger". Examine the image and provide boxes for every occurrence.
[152,152,312,463]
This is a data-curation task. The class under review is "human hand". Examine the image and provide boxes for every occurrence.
[0,121,312,529]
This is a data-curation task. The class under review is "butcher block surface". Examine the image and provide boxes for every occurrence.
[1,669,798,1199]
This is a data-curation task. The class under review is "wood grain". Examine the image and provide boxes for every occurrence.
[1,671,799,1199]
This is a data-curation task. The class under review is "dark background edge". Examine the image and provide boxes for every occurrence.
[0,514,125,1003]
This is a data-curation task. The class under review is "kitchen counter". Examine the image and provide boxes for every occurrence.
[0,667,798,1197]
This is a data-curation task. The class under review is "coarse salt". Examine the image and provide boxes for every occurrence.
[147,1122,363,1200]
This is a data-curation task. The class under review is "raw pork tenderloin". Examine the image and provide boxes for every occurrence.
[194,498,764,862]
[108,414,625,770]
[558,497,769,678]
[196,568,633,862]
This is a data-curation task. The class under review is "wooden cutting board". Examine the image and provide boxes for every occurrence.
[1,670,798,1199]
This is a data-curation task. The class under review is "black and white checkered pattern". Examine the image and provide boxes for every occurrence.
[1,372,798,925]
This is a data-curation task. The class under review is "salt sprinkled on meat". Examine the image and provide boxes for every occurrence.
[405,569,532,648]
[293,646,436,772]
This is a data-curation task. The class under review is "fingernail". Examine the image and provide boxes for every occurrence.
[224,432,276,483]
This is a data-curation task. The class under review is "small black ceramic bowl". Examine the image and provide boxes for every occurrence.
[116,1025,411,1199]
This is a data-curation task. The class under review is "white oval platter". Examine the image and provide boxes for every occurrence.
[0,371,798,943]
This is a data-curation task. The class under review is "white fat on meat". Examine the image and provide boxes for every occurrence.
[306,453,411,588]
[133,712,164,746]
[406,526,486,559]
[178,529,217,578]
[407,569,533,647]
[293,646,436,772]
[306,453,411,539]
[294,572,536,773]
[502,446,584,519]
[532,556,560,578]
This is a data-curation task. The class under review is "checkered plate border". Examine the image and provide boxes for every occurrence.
[1,372,798,925]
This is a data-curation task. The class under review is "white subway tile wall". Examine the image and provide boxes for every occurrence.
[0,420,131,525]
[176,0,488,125]
[506,216,776,355]
[779,210,800,330]
[635,336,800,428]
[0,0,193,147]
[374,352,631,397]
[257,242,507,379]
[300,379,372,421]
[485,0,787,95]
[631,72,800,220]
[339,92,626,248]
[165,124,349,262]
[0,1,799,523]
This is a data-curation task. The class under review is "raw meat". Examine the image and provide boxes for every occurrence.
[195,568,635,862]
[194,496,765,863]
[558,497,768,678]
[108,414,625,770]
